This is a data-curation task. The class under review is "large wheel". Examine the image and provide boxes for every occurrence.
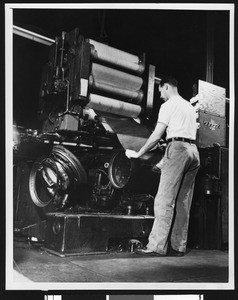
[108,149,140,190]
[29,145,87,208]
[51,145,87,185]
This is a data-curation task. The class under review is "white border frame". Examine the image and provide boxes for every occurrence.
[5,3,235,291]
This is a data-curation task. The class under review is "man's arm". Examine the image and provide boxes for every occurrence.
[126,122,167,159]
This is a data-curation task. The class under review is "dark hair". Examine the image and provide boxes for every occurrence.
[159,76,178,87]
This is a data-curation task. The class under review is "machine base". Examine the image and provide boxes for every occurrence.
[44,212,154,256]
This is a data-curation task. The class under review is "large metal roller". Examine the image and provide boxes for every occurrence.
[89,77,144,104]
[87,39,145,74]
[88,93,142,118]
[89,63,144,103]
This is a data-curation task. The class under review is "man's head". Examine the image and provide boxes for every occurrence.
[158,76,179,101]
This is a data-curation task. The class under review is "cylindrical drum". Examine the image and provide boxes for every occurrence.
[89,76,144,104]
[88,93,142,118]
[89,63,144,103]
[87,39,145,74]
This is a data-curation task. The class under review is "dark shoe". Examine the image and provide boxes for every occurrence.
[168,248,185,257]
[135,248,166,257]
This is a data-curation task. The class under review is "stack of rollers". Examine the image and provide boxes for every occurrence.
[86,39,145,118]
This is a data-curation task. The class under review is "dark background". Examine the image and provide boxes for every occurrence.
[2,4,235,300]
[13,8,229,129]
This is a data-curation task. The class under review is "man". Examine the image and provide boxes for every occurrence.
[126,76,200,257]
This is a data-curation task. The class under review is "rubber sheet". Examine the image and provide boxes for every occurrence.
[96,112,152,152]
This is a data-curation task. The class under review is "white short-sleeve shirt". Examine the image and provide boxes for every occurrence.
[158,95,197,140]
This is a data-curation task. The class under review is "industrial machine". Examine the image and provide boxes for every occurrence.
[13,28,229,255]
[13,28,164,256]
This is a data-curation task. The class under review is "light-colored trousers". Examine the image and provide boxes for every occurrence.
[147,141,200,254]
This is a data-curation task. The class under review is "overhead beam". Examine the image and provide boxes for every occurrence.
[13,25,54,46]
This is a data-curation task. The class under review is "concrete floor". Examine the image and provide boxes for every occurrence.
[13,238,228,283]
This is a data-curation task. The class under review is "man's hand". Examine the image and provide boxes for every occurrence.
[125,149,140,159]
[125,123,167,160]
[190,94,202,104]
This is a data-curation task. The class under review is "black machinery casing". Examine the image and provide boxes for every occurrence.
[188,146,228,250]
[44,212,154,256]
[197,111,226,148]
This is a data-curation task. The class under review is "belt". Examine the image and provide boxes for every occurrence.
[166,137,196,144]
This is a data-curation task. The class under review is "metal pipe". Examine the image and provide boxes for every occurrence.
[60,31,66,67]
[13,25,54,46]
[206,13,214,83]
[54,37,59,67]
[154,76,161,85]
